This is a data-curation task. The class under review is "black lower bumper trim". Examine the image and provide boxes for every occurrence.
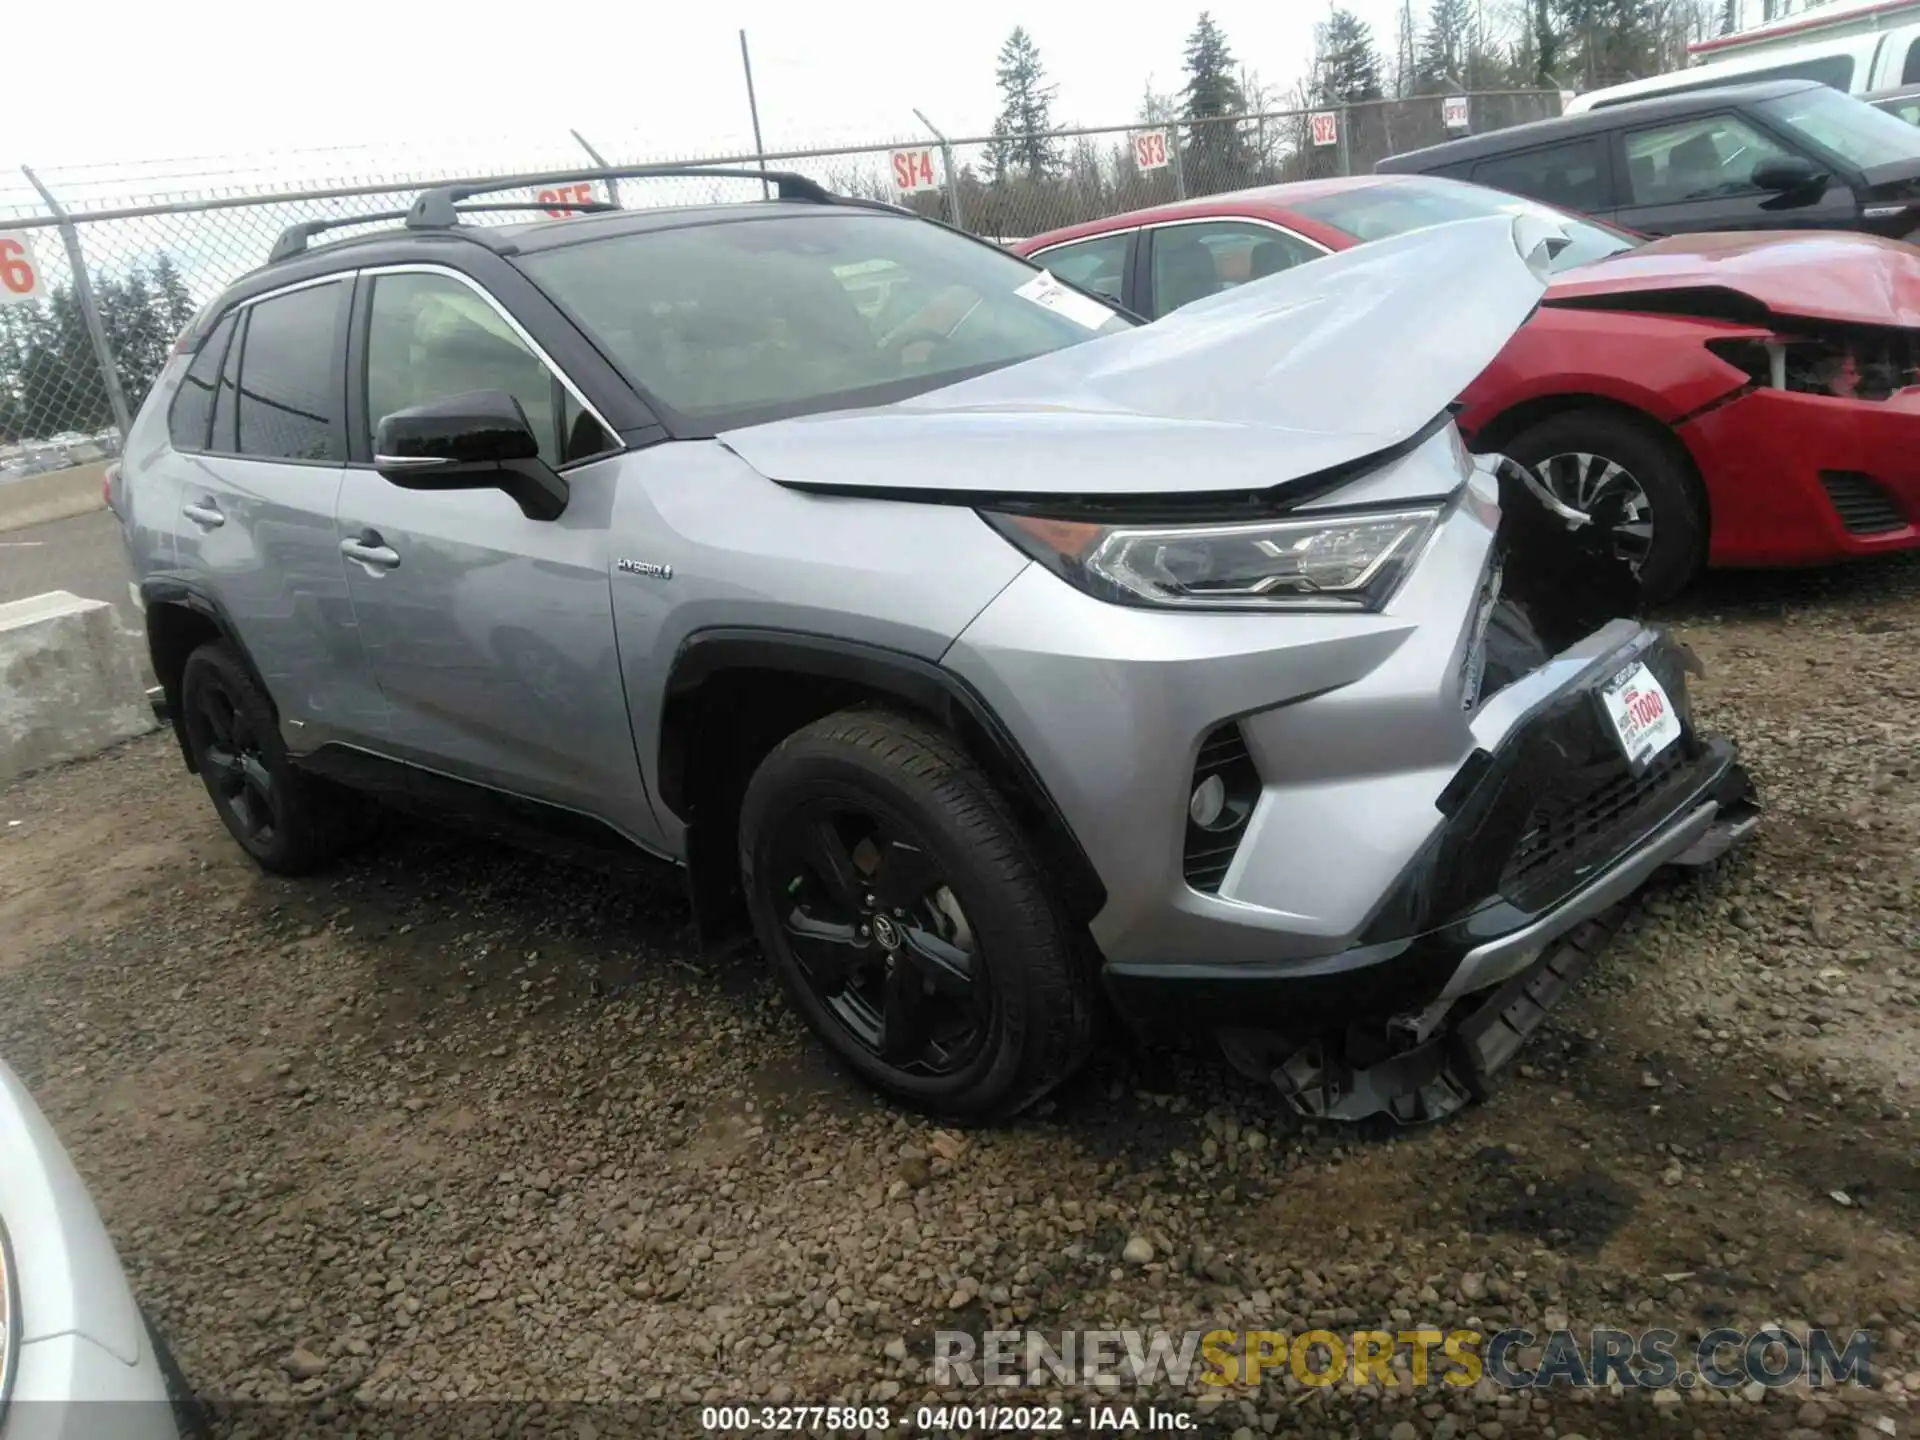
[1272,902,1625,1124]
[1102,745,1751,1038]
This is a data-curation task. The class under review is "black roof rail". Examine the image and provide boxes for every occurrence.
[269,198,620,263]
[405,164,838,229]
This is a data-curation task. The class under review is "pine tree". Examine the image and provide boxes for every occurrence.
[151,253,196,335]
[1181,12,1250,186]
[1418,0,1473,92]
[1320,9,1386,103]
[989,27,1062,183]
[1556,0,1659,88]
[1534,0,1563,85]
[1393,0,1420,97]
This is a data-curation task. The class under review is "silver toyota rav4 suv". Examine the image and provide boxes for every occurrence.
[115,167,1756,1123]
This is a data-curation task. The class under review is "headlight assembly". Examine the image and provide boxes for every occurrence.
[985,506,1440,612]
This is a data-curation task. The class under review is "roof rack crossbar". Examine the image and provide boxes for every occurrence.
[269,210,414,264]
[269,198,623,263]
[405,164,837,229]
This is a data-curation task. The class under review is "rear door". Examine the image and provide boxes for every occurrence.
[334,264,657,842]
[1610,109,1859,233]
[170,276,389,750]
[1465,137,1615,217]
[1137,217,1326,319]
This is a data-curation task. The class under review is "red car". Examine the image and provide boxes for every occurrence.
[1016,174,1920,600]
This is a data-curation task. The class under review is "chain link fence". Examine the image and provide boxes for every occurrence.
[0,90,1560,477]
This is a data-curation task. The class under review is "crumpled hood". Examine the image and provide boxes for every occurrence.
[1547,230,1920,330]
[720,213,1558,499]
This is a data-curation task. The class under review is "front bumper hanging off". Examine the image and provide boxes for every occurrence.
[1274,761,1757,1125]
[1110,623,1760,1125]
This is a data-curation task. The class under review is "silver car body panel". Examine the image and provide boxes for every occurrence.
[718,214,1559,499]
[333,454,656,843]
[945,437,1523,967]
[0,1059,143,1363]
[606,439,1034,854]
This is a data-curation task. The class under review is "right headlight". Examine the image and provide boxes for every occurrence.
[984,506,1441,612]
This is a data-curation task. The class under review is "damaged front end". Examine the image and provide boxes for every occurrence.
[1220,470,1758,1126]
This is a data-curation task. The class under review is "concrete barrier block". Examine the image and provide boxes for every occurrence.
[0,590,157,782]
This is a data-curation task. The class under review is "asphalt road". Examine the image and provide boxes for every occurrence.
[0,507,140,629]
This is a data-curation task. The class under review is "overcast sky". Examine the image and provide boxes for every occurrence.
[5,0,1413,178]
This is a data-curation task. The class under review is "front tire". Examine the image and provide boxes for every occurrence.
[1499,408,1708,605]
[738,709,1093,1121]
[179,641,353,875]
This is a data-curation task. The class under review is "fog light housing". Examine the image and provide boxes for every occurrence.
[1189,774,1227,829]
[1183,724,1261,893]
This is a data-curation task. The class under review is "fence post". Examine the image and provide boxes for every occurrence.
[1170,128,1187,200]
[20,165,133,441]
[1336,107,1353,177]
[913,109,966,233]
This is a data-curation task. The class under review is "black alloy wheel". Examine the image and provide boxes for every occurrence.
[738,708,1093,1120]
[178,640,355,875]
[187,681,279,848]
[770,802,989,1077]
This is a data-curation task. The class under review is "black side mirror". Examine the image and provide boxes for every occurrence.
[1751,155,1828,196]
[373,390,568,521]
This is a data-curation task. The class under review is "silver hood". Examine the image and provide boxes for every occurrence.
[719,213,1561,500]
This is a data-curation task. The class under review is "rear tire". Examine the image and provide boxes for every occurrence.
[1499,408,1708,605]
[738,708,1093,1121]
[179,641,354,875]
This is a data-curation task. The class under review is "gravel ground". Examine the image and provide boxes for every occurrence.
[3,557,1918,1440]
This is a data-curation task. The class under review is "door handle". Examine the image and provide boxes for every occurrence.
[182,499,225,530]
[340,533,401,571]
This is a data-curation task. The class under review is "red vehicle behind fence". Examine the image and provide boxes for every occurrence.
[1016,174,1920,600]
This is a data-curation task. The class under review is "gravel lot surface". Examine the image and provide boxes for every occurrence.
[3,557,1918,1440]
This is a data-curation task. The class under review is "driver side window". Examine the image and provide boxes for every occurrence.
[1622,114,1797,206]
[364,272,616,468]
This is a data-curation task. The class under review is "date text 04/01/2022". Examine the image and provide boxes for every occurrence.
[698,1404,1196,1431]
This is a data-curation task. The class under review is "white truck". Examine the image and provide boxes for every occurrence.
[1565,0,1920,112]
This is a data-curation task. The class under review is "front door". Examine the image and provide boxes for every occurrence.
[1610,111,1858,234]
[334,266,658,843]
[169,277,389,751]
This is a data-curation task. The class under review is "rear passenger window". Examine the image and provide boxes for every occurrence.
[1471,140,1608,213]
[1905,44,1920,85]
[234,282,346,463]
[167,313,236,452]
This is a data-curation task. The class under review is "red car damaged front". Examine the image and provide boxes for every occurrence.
[1463,229,1920,569]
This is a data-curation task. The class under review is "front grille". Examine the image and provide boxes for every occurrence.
[1820,471,1908,535]
[1501,745,1691,911]
[1183,724,1259,894]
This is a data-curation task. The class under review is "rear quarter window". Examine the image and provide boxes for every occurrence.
[166,312,236,453]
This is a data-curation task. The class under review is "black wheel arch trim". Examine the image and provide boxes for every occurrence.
[661,627,1108,924]
[139,578,277,773]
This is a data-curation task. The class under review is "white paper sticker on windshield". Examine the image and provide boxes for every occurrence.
[1014,270,1114,330]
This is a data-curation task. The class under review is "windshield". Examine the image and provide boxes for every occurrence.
[518,211,1131,432]
[1287,177,1640,273]
[1758,85,1920,169]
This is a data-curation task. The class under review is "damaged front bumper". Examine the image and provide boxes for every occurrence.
[1105,625,1757,1122]
[1683,386,1920,566]
[946,432,1758,1123]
